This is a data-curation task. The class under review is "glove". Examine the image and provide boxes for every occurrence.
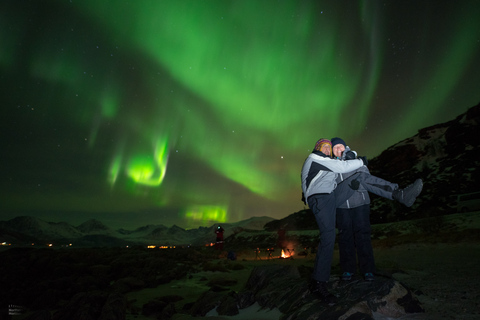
[349,179,360,190]
[358,156,368,166]
[344,150,357,160]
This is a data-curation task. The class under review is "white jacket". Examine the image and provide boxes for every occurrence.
[301,151,364,200]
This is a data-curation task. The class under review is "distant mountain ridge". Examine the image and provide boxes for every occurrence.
[0,215,275,247]
[76,219,110,234]
[0,216,84,241]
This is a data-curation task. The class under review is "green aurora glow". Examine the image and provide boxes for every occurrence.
[1,0,479,229]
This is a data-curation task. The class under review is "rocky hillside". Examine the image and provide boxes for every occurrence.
[368,102,480,224]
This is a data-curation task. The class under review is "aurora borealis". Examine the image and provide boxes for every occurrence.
[1,0,480,229]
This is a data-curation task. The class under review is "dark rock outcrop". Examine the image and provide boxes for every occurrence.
[99,293,127,320]
[368,102,480,223]
[233,265,424,320]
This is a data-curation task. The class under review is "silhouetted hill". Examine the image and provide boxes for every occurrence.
[264,209,316,231]
[368,101,480,223]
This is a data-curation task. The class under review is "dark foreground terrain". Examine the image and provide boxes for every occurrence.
[2,211,480,320]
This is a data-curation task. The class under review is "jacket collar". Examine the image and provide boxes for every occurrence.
[312,149,331,158]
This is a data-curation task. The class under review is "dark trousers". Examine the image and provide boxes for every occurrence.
[336,204,375,275]
[308,181,357,282]
[349,172,398,199]
[307,172,393,282]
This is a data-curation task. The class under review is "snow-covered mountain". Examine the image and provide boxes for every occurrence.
[0,216,83,241]
[0,215,275,247]
[116,216,276,245]
[76,219,112,234]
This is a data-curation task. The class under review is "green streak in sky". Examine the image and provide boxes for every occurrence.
[127,137,169,187]
[135,1,357,132]
[108,155,122,187]
[178,105,275,197]
[353,0,383,132]
[184,205,227,225]
[74,1,366,135]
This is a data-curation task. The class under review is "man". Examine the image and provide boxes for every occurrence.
[331,137,376,282]
[301,138,423,305]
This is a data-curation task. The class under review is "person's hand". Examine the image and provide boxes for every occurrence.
[349,179,360,190]
[301,192,306,205]
[344,151,357,160]
[358,156,368,166]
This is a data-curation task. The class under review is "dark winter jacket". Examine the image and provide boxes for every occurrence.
[336,167,371,208]
[335,146,371,209]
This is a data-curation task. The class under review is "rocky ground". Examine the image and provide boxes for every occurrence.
[120,242,480,320]
[372,242,480,320]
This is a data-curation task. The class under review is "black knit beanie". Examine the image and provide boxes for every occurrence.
[331,137,346,147]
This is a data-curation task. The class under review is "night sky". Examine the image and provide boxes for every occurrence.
[1,0,479,230]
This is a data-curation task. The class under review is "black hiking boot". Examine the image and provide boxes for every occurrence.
[392,179,423,207]
[309,280,338,305]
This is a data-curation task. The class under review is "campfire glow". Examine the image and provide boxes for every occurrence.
[281,249,293,259]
